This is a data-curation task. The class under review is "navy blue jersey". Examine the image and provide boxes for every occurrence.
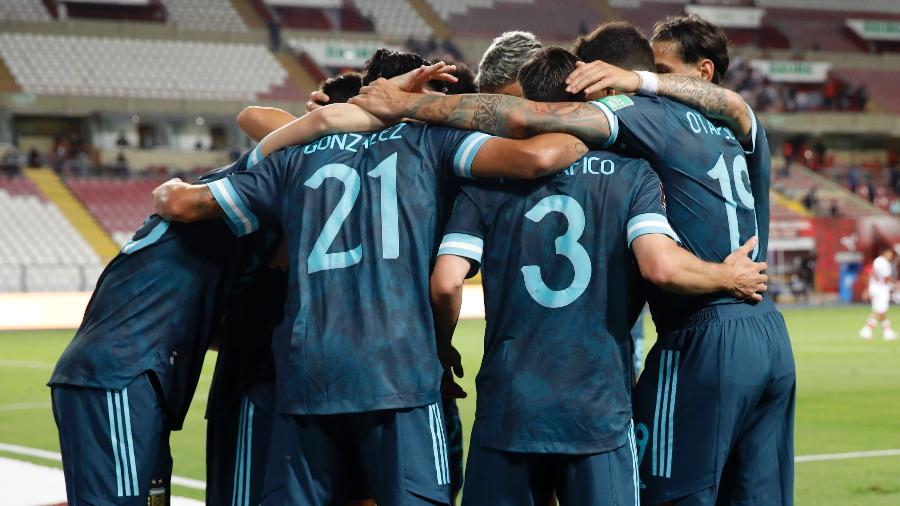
[438,152,678,454]
[743,106,771,261]
[210,123,492,415]
[49,151,278,428]
[207,266,286,420]
[595,94,766,322]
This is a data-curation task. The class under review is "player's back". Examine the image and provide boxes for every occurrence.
[604,94,763,323]
[450,151,673,453]
[49,152,276,427]
[244,122,479,415]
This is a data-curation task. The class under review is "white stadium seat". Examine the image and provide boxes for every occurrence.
[0,33,288,101]
[0,0,52,23]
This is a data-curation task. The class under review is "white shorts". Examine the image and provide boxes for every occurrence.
[871,286,891,314]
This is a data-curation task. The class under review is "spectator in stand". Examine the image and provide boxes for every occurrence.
[1,147,21,176]
[114,152,129,176]
[782,140,795,177]
[803,186,818,212]
[874,186,891,211]
[27,147,41,168]
[116,131,129,147]
[848,166,860,194]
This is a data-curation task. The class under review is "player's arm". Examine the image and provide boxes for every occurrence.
[565,61,752,144]
[351,78,615,147]
[236,106,298,142]
[633,235,767,301]
[152,178,222,222]
[468,133,590,179]
[253,103,389,164]
[430,255,469,385]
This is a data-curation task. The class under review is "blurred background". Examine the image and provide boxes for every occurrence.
[0,1,899,505]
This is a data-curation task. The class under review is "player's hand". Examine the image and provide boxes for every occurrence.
[565,60,641,97]
[390,61,458,94]
[350,78,413,121]
[438,342,464,379]
[305,90,330,112]
[723,236,768,302]
[152,178,188,219]
[441,370,467,399]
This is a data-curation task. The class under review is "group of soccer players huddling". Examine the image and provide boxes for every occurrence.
[49,14,795,506]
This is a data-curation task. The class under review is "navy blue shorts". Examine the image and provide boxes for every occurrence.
[261,402,451,505]
[633,298,796,505]
[207,394,275,506]
[442,398,464,496]
[461,423,639,506]
[51,372,172,505]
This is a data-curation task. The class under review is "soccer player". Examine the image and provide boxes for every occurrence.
[476,30,542,96]
[151,78,592,506]
[205,263,286,506]
[860,246,897,340]
[430,47,767,506]
[47,150,281,505]
[351,20,794,506]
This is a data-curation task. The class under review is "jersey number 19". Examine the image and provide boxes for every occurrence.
[707,153,759,260]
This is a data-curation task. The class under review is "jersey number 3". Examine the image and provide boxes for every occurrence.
[521,195,592,308]
[304,153,399,274]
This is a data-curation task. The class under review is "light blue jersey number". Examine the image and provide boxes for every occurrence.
[707,153,759,259]
[304,153,400,273]
[520,195,592,308]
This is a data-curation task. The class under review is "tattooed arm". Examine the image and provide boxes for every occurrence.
[350,78,614,147]
[655,74,752,142]
[152,178,223,222]
[565,60,752,143]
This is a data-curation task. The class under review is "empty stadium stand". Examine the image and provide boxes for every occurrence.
[351,0,433,39]
[65,176,163,246]
[0,0,52,23]
[444,0,603,41]
[0,33,291,101]
[159,0,249,31]
[0,176,101,292]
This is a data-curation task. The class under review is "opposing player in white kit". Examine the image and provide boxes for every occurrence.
[860,246,897,341]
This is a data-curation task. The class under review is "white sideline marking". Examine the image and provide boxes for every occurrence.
[0,401,51,411]
[0,456,204,505]
[0,443,206,490]
[0,359,54,369]
[794,449,900,462]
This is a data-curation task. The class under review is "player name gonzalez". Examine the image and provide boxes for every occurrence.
[301,123,408,155]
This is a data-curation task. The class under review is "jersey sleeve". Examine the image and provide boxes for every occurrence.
[626,162,680,249]
[591,94,668,162]
[435,127,497,179]
[206,149,289,237]
[437,187,486,277]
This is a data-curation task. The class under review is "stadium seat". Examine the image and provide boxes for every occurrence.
[442,0,603,41]
[351,0,433,39]
[159,0,248,32]
[64,176,166,246]
[0,0,52,22]
[0,33,289,101]
[0,176,101,292]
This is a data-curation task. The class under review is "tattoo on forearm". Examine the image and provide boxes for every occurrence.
[406,93,613,146]
[658,75,731,119]
[471,94,501,134]
[195,188,221,218]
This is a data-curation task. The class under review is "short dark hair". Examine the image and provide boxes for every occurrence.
[318,72,363,104]
[517,47,582,103]
[574,22,654,72]
[362,49,447,93]
[651,15,730,84]
[445,61,478,95]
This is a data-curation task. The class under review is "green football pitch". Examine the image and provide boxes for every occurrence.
[2,305,900,504]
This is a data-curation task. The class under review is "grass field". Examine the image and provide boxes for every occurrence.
[2,305,900,504]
